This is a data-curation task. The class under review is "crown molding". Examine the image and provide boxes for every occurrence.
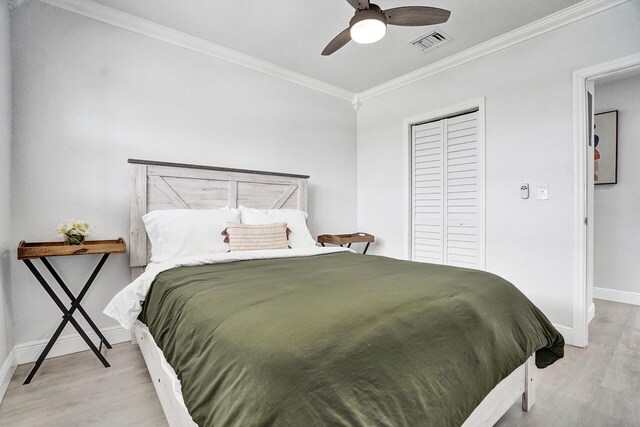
[359,0,632,102]
[37,0,355,102]
[351,94,362,112]
[29,0,631,106]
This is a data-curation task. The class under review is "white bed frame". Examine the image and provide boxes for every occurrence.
[128,158,536,426]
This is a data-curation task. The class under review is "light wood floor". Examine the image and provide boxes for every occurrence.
[0,341,168,427]
[0,299,638,426]
[496,299,640,426]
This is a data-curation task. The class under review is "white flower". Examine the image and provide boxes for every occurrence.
[57,220,90,236]
[56,223,68,235]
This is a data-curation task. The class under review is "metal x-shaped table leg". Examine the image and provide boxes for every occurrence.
[22,254,111,384]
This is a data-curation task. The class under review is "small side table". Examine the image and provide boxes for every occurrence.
[17,238,126,384]
[317,233,375,254]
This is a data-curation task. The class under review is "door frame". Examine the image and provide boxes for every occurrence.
[571,53,640,347]
[402,97,486,268]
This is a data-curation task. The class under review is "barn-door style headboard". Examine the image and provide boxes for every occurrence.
[129,159,309,279]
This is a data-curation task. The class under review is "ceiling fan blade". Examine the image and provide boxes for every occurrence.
[345,0,370,10]
[322,28,352,56]
[384,6,451,26]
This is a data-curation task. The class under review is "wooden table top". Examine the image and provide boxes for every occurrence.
[17,238,127,260]
[317,233,375,245]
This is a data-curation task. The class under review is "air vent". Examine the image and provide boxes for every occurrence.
[408,29,452,53]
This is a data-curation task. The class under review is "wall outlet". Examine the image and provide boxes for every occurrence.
[520,183,529,199]
[537,185,549,200]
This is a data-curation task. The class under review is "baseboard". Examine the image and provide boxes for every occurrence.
[588,302,596,324]
[14,325,131,365]
[594,287,640,307]
[0,348,16,404]
[553,324,574,346]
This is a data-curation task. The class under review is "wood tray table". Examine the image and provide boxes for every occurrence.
[17,238,126,384]
[317,233,375,254]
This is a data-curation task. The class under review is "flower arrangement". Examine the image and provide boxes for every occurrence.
[56,219,90,245]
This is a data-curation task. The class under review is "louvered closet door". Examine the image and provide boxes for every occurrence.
[412,120,444,264]
[445,112,480,268]
[412,111,482,269]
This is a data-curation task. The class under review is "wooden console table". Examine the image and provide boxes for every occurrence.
[17,238,126,384]
[317,233,375,254]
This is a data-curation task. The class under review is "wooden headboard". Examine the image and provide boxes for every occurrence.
[129,159,309,278]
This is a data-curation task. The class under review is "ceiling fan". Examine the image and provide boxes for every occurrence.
[322,0,451,56]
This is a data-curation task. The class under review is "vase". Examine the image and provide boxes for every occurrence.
[64,234,85,245]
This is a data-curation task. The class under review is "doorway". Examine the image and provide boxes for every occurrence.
[572,53,640,347]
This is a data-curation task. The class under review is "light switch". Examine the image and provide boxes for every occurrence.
[520,183,529,199]
[537,185,549,200]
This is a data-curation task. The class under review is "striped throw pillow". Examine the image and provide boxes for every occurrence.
[222,222,290,251]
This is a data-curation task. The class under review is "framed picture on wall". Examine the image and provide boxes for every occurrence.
[594,110,618,185]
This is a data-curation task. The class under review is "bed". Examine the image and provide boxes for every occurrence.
[106,159,564,427]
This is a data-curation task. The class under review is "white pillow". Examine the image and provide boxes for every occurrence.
[239,206,317,249]
[142,208,240,262]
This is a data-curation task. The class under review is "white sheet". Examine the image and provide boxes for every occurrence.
[104,246,352,330]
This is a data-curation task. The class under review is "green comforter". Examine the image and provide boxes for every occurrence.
[139,252,563,427]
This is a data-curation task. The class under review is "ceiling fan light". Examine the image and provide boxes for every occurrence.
[350,18,387,44]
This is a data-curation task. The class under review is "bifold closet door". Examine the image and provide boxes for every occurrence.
[411,120,445,264]
[445,112,480,268]
[411,111,482,269]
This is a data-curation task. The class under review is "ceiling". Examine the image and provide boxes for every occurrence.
[90,0,583,93]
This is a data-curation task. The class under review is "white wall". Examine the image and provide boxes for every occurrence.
[0,0,15,374]
[594,74,640,297]
[10,1,357,347]
[357,2,640,329]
